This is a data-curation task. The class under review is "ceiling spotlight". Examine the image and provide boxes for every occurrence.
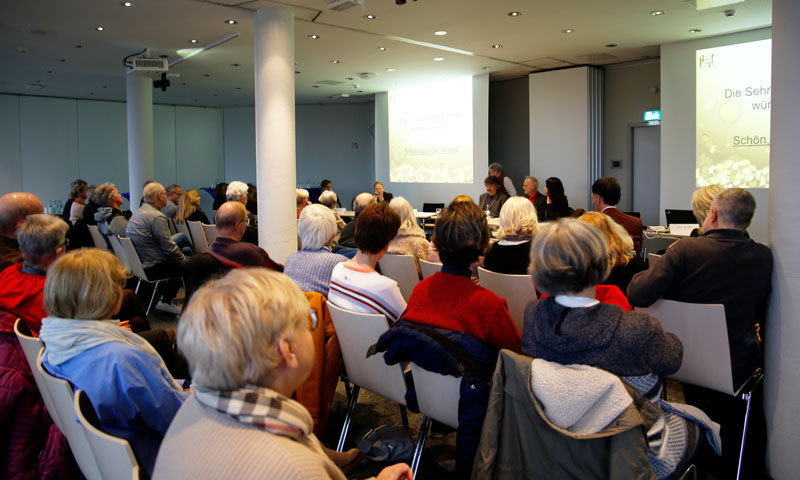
[605,43,618,48]
[75,44,85,49]
[189,39,198,44]
[689,28,702,33]
[225,19,238,25]
[307,34,320,39]
[121,1,134,6]
[376,46,388,51]
[482,66,490,70]
[433,57,444,61]
[651,10,665,16]
[508,11,521,17]
[18,47,29,53]
[434,30,447,36]
[313,85,319,88]
[231,63,240,67]
[562,28,575,34]
[95,26,105,31]
[330,60,341,64]
[364,14,377,19]
[47,70,55,74]
[385,68,396,72]
[491,44,502,49]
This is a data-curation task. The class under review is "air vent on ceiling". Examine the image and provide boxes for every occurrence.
[316,80,345,85]
[575,53,618,62]
[128,58,169,73]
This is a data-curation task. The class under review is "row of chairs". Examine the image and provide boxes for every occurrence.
[14,319,140,480]
[87,221,218,255]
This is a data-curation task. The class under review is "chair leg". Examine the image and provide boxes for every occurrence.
[736,390,755,480]
[145,280,160,315]
[135,278,142,295]
[399,405,409,431]
[337,384,360,452]
[411,416,431,476]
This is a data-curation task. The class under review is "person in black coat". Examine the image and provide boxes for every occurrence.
[542,177,572,221]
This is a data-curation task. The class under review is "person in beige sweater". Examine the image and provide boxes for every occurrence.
[153,269,412,480]
[387,196,429,276]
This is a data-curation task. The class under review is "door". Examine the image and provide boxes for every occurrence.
[631,125,660,226]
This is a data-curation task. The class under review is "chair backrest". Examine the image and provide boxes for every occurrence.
[202,223,218,244]
[107,234,131,273]
[36,351,102,480]
[477,267,536,334]
[117,236,149,281]
[378,254,419,301]
[327,302,407,405]
[188,221,208,252]
[418,259,442,279]
[13,318,63,431]
[74,390,139,479]
[175,221,193,249]
[647,253,663,266]
[410,363,461,429]
[636,299,734,395]
[87,225,109,251]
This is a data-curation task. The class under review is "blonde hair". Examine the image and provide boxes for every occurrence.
[175,189,200,224]
[389,196,424,234]
[44,249,129,319]
[497,197,538,241]
[178,269,310,390]
[691,184,724,225]
[578,211,634,267]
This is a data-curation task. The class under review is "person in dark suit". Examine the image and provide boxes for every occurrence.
[521,176,547,221]
[478,176,509,218]
[374,181,393,204]
[591,177,643,255]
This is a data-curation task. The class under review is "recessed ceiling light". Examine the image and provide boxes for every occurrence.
[95,26,104,31]
[491,44,502,49]
[295,71,301,74]
[376,47,388,51]
[231,63,240,67]
[47,70,55,74]
[203,74,210,77]
[433,57,444,62]
[651,10,665,16]
[562,28,575,34]
[605,44,618,48]
[689,28,702,33]
[307,34,320,39]
[190,39,198,44]
[346,77,354,80]
[59,58,67,63]
[385,68,396,72]
[121,1,134,6]
[482,66,490,70]
[313,85,319,88]
[434,30,447,36]
[357,90,364,93]
[225,19,238,25]
[75,44,84,49]
[364,14,377,19]
[181,82,186,86]
[235,87,242,90]
[508,11,521,17]
[18,47,29,53]
[330,60,340,64]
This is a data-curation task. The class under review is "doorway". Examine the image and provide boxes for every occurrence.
[629,122,661,226]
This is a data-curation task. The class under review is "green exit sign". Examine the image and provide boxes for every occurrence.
[644,110,661,121]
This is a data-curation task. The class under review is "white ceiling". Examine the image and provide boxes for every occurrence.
[0,0,771,106]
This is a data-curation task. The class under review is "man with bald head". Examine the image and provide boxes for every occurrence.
[0,192,44,272]
[126,182,186,314]
[337,192,376,250]
[207,201,282,270]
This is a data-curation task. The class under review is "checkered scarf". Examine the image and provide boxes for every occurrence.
[194,385,313,440]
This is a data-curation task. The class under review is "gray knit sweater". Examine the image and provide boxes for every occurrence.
[521,297,683,377]
[284,247,348,297]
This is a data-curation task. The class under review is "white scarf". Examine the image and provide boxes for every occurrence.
[40,316,182,389]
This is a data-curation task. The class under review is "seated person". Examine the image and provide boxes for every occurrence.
[153,269,412,480]
[207,201,282,270]
[40,249,188,475]
[81,185,101,226]
[94,182,131,238]
[226,180,258,244]
[68,180,88,225]
[478,176,509,218]
[328,203,406,323]
[211,182,228,211]
[690,184,724,237]
[336,192,375,250]
[61,178,86,224]
[320,179,342,207]
[579,211,646,292]
[591,177,643,254]
[296,188,310,218]
[0,192,44,273]
[488,162,516,196]
[387,196,429,276]
[161,184,182,219]
[285,204,347,297]
[483,196,539,275]
[522,219,682,377]
[318,190,346,232]
[542,177,572,221]
[402,201,520,352]
[374,181,393,204]
[175,189,210,224]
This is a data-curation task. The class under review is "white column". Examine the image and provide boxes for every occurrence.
[254,7,296,262]
[126,74,155,211]
[765,0,800,477]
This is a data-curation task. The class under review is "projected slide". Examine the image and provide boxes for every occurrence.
[388,77,473,183]
[696,39,771,188]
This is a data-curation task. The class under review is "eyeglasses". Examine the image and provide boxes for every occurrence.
[239,218,251,226]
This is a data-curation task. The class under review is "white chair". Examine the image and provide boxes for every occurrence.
[327,302,409,451]
[187,221,208,252]
[75,390,140,480]
[13,318,63,431]
[477,267,537,334]
[107,234,131,274]
[378,254,419,301]
[408,363,461,474]
[36,351,102,480]
[648,252,663,266]
[175,221,193,249]
[636,299,763,478]
[418,259,442,279]
[202,223,218,244]
[87,225,109,251]
[118,235,163,314]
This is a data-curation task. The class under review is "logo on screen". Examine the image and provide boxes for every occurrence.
[698,53,715,69]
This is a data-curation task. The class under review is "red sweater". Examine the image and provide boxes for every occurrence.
[0,264,47,335]
[402,272,521,352]
[541,284,633,312]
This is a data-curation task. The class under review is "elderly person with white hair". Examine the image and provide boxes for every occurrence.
[483,196,539,275]
[226,180,259,243]
[318,190,346,232]
[285,204,348,296]
[387,196,429,275]
[94,182,130,237]
[153,269,413,480]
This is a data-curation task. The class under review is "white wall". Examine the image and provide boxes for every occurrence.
[661,28,771,243]
[374,74,490,209]
[529,67,591,211]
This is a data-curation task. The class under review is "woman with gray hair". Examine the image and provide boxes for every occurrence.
[153,269,412,480]
[284,204,348,296]
[94,182,130,237]
[483,196,538,274]
[318,190,346,232]
[387,196,429,275]
[68,179,88,225]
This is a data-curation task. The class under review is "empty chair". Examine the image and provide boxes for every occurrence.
[74,390,141,480]
[202,223,218,244]
[107,234,131,273]
[418,259,442,279]
[327,302,408,451]
[13,318,63,431]
[87,225,110,251]
[175,221,193,249]
[118,235,163,314]
[378,254,420,301]
[408,363,461,474]
[477,267,537,333]
[187,221,208,252]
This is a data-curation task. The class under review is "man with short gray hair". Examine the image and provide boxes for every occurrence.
[489,162,517,197]
[161,184,182,219]
[207,201,281,270]
[522,176,546,220]
[318,190,346,231]
[337,192,376,249]
[0,192,44,272]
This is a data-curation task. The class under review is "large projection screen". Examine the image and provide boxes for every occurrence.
[696,39,771,188]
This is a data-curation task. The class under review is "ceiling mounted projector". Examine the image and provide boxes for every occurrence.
[327,0,363,11]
